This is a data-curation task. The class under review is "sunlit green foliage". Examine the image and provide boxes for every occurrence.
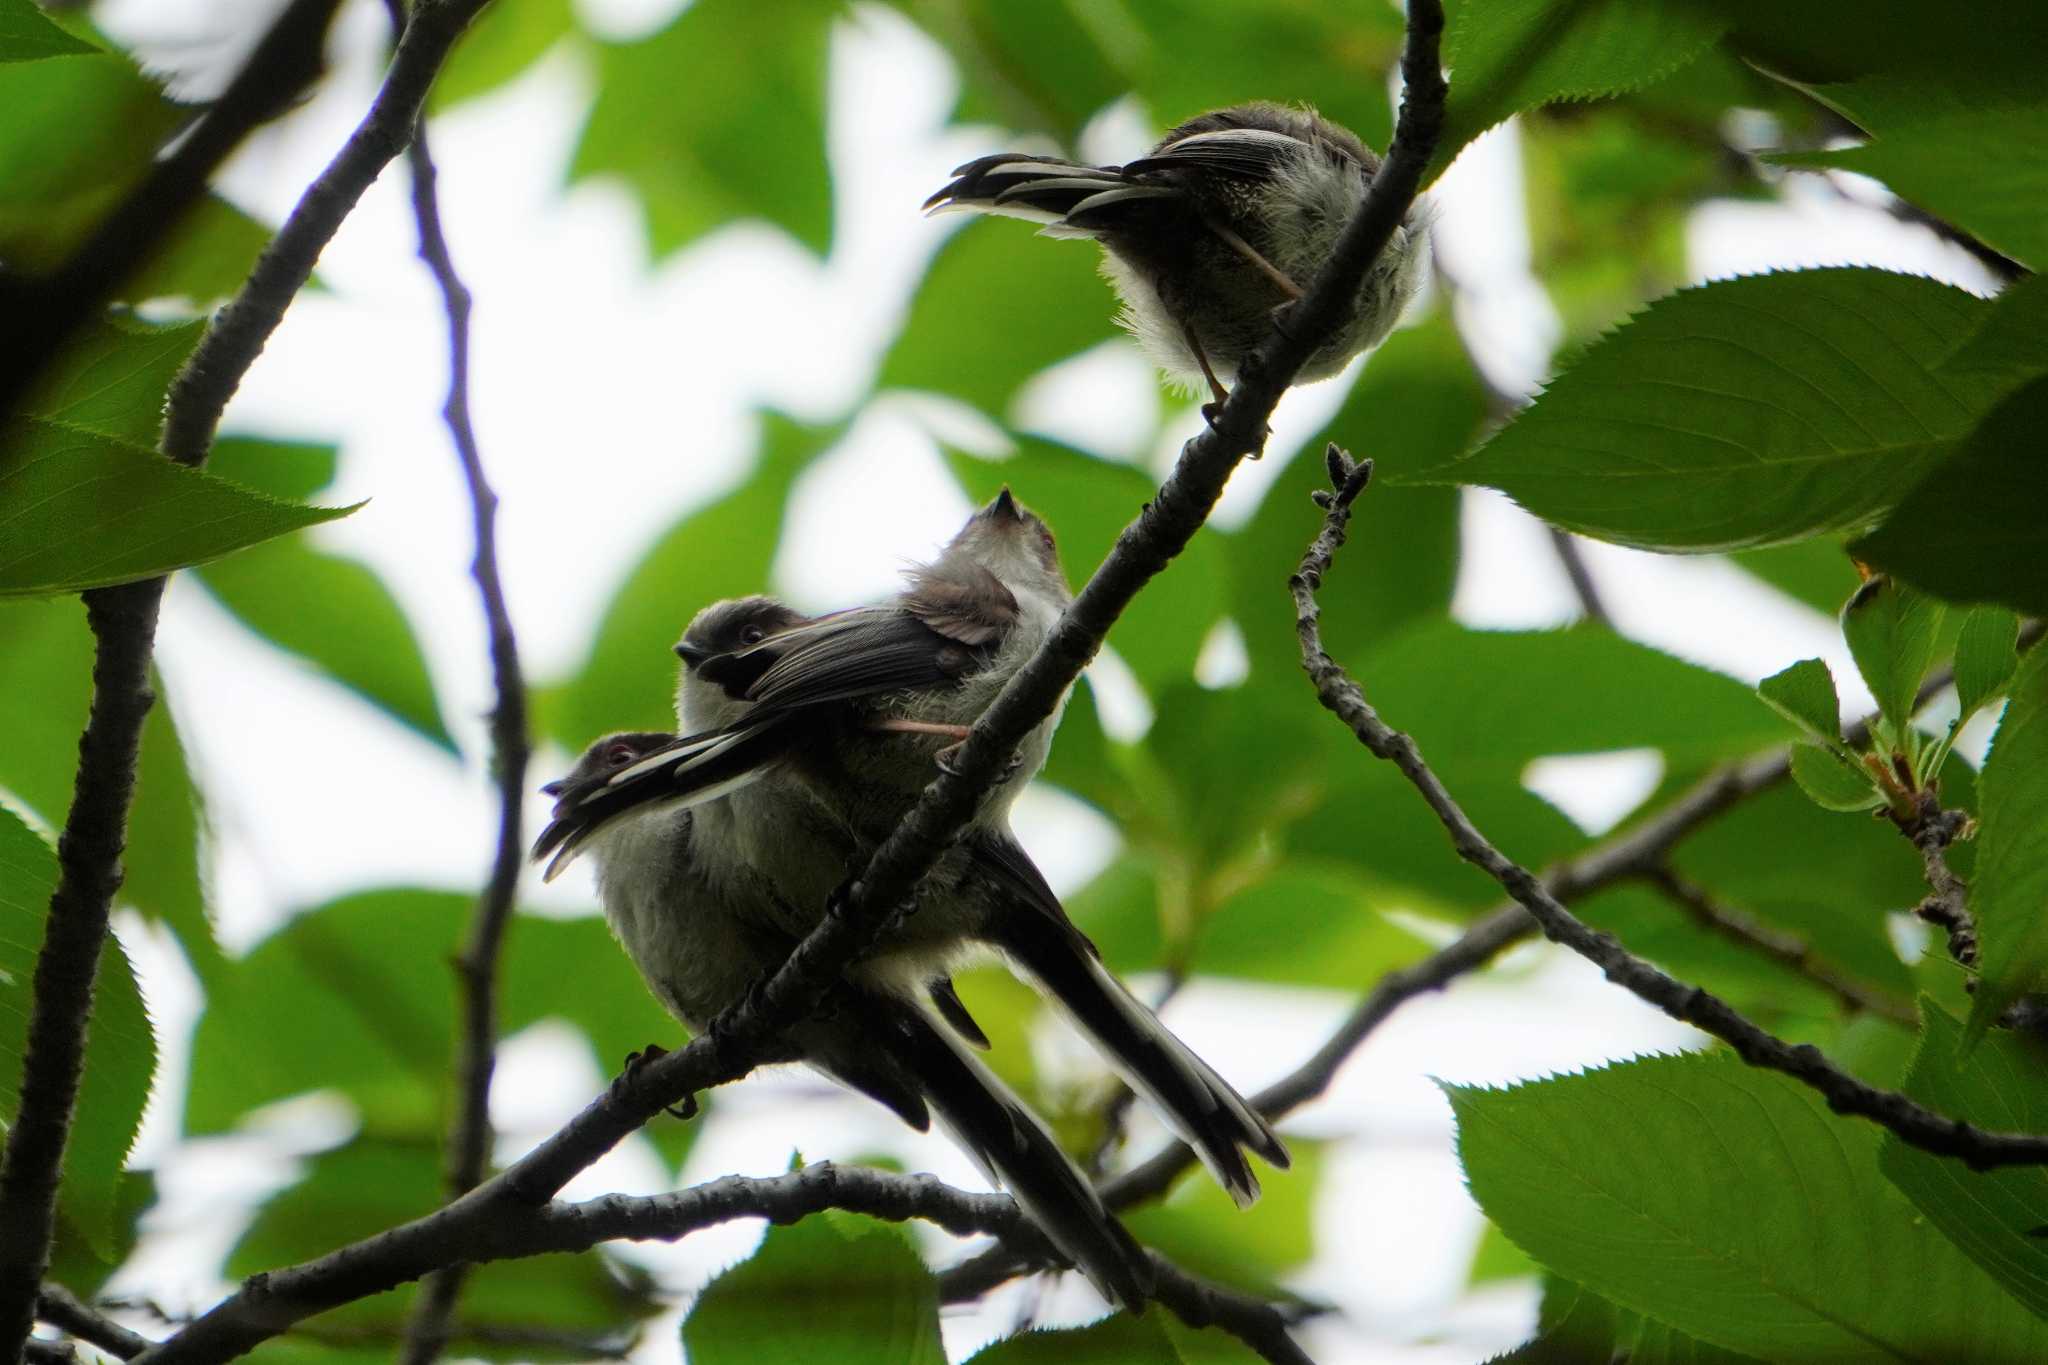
[2,0,2046,1359]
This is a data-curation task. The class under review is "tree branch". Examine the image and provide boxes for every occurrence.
[35,1286,150,1360]
[1293,446,2048,1168]
[1639,866,1917,1024]
[132,1164,1307,1365]
[384,21,529,1365]
[1894,798,1977,968]
[0,584,161,1363]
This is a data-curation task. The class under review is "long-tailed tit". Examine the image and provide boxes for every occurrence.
[546,731,1152,1307]
[538,492,1288,1204]
[925,102,1430,409]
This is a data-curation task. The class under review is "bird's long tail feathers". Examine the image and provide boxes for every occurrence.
[884,1002,1153,1310]
[1001,930,1288,1209]
[923,153,1179,237]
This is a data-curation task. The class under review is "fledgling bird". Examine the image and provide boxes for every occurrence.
[545,730,1153,1308]
[673,594,993,1050]
[925,102,1430,408]
[535,492,1289,1205]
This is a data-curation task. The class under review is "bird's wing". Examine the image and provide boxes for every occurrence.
[744,607,982,709]
[1121,126,1309,181]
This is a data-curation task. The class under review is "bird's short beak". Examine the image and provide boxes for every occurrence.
[674,639,712,667]
[984,486,1020,520]
[539,778,567,797]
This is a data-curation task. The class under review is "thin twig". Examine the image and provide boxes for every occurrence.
[386,23,530,1365]
[1293,445,2048,1168]
[1895,798,1977,967]
[1640,867,1917,1024]
[1547,528,1611,625]
[36,1286,152,1359]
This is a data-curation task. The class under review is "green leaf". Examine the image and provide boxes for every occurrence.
[571,0,835,258]
[969,1316,1180,1364]
[203,435,340,503]
[1853,375,2048,616]
[196,536,454,753]
[0,50,173,230]
[890,0,1124,144]
[0,0,97,60]
[1433,0,1727,181]
[1117,0,1403,156]
[120,192,274,309]
[0,599,218,973]
[46,1171,153,1299]
[1774,86,2048,270]
[1497,1277,1764,1364]
[22,315,201,446]
[1416,270,1997,551]
[1141,677,1335,874]
[0,419,358,597]
[1954,606,2022,724]
[1729,540,1862,616]
[1753,658,1841,746]
[232,1135,656,1359]
[881,217,1122,418]
[1672,781,1922,995]
[1468,1219,1538,1287]
[429,0,571,112]
[0,806,156,1257]
[684,1212,946,1365]
[1938,270,2048,397]
[0,46,266,306]
[1448,1052,2048,1361]
[547,413,832,750]
[946,435,1225,690]
[1193,866,1433,989]
[1840,574,1946,735]
[1707,0,2047,90]
[1966,645,2048,1037]
[501,911,704,1170]
[1881,1001,2048,1319]
[1228,315,1484,681]
[1358,622,1789,780]
[1787,742,1881,813]
[185,888,460,1135]
[1127,1141,1323,1297]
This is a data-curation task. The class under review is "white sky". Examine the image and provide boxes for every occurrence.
[84,0,2002,1360]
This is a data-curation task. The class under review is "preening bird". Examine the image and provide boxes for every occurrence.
[535,491,1289,1208]
[544,731,1151,1307]
[925,102,1430,408]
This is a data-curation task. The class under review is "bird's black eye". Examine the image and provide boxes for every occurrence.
[604,740,639,766]
[739,625,765,645]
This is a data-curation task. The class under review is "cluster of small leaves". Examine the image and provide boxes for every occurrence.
[4,0,2047,1360]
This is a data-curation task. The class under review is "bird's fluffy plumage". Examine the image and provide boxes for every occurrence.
[926,102,1431,396]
